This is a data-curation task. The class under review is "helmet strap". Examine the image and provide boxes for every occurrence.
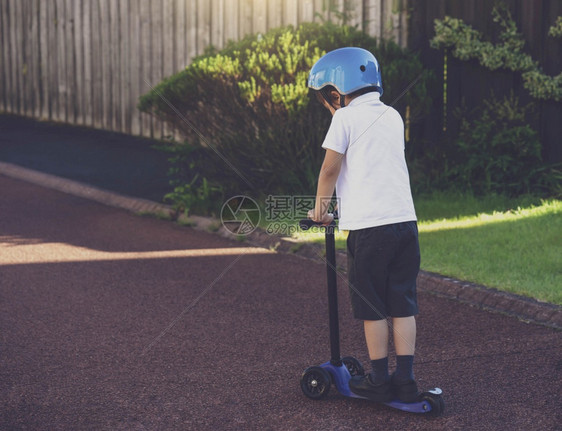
[319,88,336,111]
[319,88,346,110]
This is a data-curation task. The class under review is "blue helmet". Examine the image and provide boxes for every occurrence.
[308,47,383,96]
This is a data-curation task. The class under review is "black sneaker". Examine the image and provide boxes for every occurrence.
[348,374,393,403]
[391,374,419,403]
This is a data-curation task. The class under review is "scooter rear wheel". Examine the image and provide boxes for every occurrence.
[301,366,331,400]
[420,391,445,417]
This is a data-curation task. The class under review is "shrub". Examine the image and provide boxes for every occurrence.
[158,143,224,217]
[139,22,433,204]
[444,93,560,196]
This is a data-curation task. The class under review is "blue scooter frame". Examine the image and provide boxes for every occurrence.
[299,218,444,416]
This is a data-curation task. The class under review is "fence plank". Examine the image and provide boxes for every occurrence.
[162,0,174,138]
[197,0,211,54]
[10,0,21,114]
[15,0,25,114]
[348,0,363,28]
[21,0,32,116]
[119,0,130,134]
[14,0,23,114]
[300,0,314,23]
[38,0,48,118]
[112,0,121,131]
[211,0,225,49]
[4,0,13,113]
[66,0,74,121]
[284,0,298,26]
[139,0,152,138]
[268,0,282,29]
[366,0,382,39]
[380,0,394,40]
[223,0,238,43]
[0,1,5,113]
[7,0,16,113]
[66,0,76,123]
[91,0,103,128]
[239,0,253,37]
[55,0,66,121]
[128,0,140,135]
[82,0,93,127]
[253,0,266,34]
[186,0,197,62]
[175,0,186,70]
[48,0,59,120]
[72,0,82,124]
[162,0,174,77]
[31,0,40,117]
[151,0,163,139]
[100,0,112,129]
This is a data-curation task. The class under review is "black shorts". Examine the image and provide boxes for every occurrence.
[347,221,420,320]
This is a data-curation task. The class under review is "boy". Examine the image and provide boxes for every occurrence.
[307,47,420,403]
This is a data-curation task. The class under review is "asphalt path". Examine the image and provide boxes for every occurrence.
[0,115,171,203]
[1,175,561,430]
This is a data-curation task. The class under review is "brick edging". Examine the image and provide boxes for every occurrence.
[417,271,562,330]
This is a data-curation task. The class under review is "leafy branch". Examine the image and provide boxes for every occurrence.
[430,5,562,101]
[549,16,562,38]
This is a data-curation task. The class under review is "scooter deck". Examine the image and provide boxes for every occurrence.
[319,361,441,415]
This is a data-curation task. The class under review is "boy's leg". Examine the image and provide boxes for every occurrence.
[364,319,389,359]
[391,316,419,402]
[364,320,390,385]
[348,319,393,401]
[364,317,415,383]
[393,316,416,382]
[393,316,416,356]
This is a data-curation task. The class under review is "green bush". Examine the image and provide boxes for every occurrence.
[444,93,560,196]
[139,22,433,205]
[157,143,224,217]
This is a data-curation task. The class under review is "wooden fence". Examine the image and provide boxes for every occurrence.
[0,0,409,139]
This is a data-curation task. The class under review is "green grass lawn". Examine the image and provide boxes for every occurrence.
[417,196,561,305]
[293,193,562,305]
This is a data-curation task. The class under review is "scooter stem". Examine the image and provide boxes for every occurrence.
[325,225,342,366]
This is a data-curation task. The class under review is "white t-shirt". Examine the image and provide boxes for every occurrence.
[321,92,417,230]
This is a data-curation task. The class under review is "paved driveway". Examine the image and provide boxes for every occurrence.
[1,175,560,430]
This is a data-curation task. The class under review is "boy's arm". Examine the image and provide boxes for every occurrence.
[309,149,343,223]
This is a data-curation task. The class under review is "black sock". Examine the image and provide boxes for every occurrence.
[394,355,415,383]
[369,357,389,385]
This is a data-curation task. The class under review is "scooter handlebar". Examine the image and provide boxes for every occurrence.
[299,213,337,230]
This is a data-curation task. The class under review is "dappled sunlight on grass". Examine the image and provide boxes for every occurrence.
[418,199,561,233]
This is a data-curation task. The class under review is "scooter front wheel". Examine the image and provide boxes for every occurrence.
[301,366,331,400]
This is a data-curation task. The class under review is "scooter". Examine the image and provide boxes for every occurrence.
[298,217,445,417]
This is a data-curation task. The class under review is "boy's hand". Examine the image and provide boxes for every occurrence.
[307,209,334,225]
